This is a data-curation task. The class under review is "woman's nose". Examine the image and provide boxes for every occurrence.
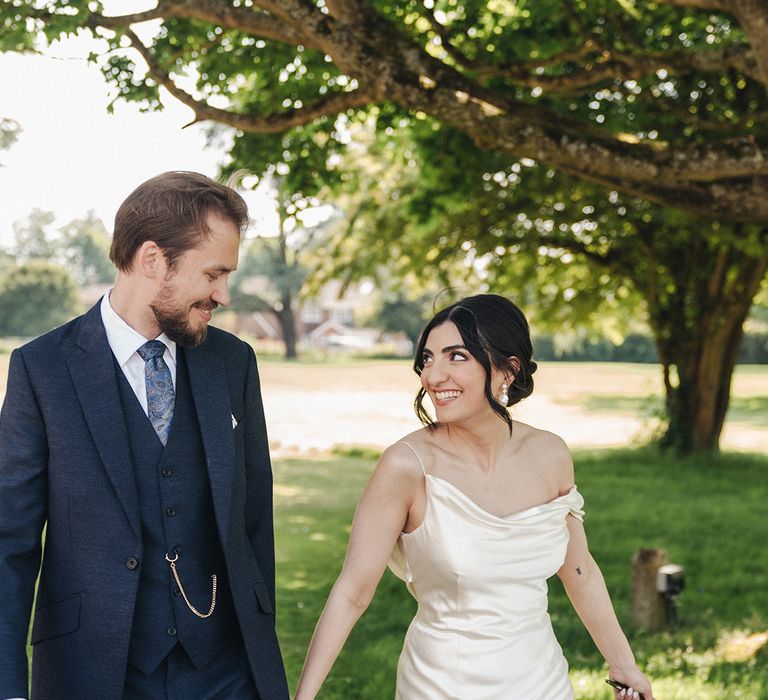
[427,360,449,384]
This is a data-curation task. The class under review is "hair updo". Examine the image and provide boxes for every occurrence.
[413,294,537,433]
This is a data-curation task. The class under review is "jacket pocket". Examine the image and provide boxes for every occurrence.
[253,582,273,614]
[30,593,83,645]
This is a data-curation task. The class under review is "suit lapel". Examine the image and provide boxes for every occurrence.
[66,302,141,538]
[185,344,235,546]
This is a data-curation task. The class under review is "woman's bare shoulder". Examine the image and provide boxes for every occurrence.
[380,428,434,476]
[376,428,434,481]
[513,421,574,488]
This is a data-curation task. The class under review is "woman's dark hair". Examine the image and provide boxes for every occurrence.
[413,294,537,433]
[110,171,249,271]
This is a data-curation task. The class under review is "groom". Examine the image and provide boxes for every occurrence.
[0,172,289,699]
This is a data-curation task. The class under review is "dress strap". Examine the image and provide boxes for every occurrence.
[400,440,427,476]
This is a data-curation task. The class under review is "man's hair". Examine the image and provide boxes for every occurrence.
[109,171,249,271]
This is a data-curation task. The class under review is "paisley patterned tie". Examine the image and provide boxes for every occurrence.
[137,340,175,445]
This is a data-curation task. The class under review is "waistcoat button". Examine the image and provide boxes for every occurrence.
[125,556,139,570]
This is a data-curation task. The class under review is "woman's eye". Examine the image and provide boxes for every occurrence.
[422,354,433,364]
[450,352,468,361]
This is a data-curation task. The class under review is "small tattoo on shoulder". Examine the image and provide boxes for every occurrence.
[576,567,582,576]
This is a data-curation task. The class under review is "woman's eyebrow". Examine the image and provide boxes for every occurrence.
[441,344,468,353]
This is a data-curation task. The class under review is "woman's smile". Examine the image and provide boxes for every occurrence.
[433,390,462,405]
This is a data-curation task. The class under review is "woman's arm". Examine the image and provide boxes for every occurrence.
[558,517,655,700]
[294,442,423,700]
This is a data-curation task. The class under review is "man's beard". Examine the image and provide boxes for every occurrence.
[150,287,217,348]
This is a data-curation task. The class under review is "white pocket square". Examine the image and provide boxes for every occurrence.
[231,414,238,429]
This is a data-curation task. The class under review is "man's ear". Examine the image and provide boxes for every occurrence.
[136,241,165,279]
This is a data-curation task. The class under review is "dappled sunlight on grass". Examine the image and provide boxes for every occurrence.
[273,483,301,498]
[572,663,763,699]
[717,629,768,663]
[283,570,312,591]
[635,632,768,698]
[288,514,314,522]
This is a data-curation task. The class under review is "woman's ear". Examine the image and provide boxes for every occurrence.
[508,356,521,381]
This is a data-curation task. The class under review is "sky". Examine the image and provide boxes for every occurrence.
[0,28,276,247]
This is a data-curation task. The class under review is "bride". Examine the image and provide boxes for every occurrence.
[295,294,654,700]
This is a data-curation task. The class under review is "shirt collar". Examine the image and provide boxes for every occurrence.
[100,291,177,367]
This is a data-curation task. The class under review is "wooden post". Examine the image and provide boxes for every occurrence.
[631,548,668,630]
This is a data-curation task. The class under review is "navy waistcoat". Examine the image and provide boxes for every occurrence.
[116,350,237,675]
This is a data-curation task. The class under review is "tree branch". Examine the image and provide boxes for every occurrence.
[728,0,768,87]
[655,0,726,10]
[93,0,320,49]
[427,41,759,92]
[424,6,600,79]
[539,233,619,268]
[126,29,374,133]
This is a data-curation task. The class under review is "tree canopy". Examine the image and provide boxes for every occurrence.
[3,0,768,222]
[5,208,113,285]
[0,117,20,164]
[59,210,114,285]
[0,261,81,337]
[10,209,58,262]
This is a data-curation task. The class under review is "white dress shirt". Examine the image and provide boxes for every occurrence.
[100,291,177,414]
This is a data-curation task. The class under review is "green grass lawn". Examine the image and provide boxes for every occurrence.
[273,448,768,699]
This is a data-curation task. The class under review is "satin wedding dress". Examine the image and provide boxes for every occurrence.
[389,442,585,699]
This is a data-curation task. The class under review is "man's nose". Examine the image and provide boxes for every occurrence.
[211,279,230,307]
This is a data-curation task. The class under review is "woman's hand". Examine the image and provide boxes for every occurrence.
[607,666,654,700]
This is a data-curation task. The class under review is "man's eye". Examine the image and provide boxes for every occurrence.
[422,354,433,364]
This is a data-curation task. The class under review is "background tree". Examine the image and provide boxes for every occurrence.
[11,209,58,262]
[59,210,114,285]
[0,250,14,277]
[0,117,20,165]
[230,234,306,359]
[229,178,317,359]
[0,261,81,337]
[371,293,431,345]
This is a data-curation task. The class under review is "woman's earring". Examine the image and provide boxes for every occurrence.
[500,383,509,406]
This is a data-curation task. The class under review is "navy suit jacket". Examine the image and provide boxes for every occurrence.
[0,302,289,699]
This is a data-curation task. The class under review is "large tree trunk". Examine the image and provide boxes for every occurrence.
[277,291,298,359]
[657,311,746,452]
[649,250,767,452]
